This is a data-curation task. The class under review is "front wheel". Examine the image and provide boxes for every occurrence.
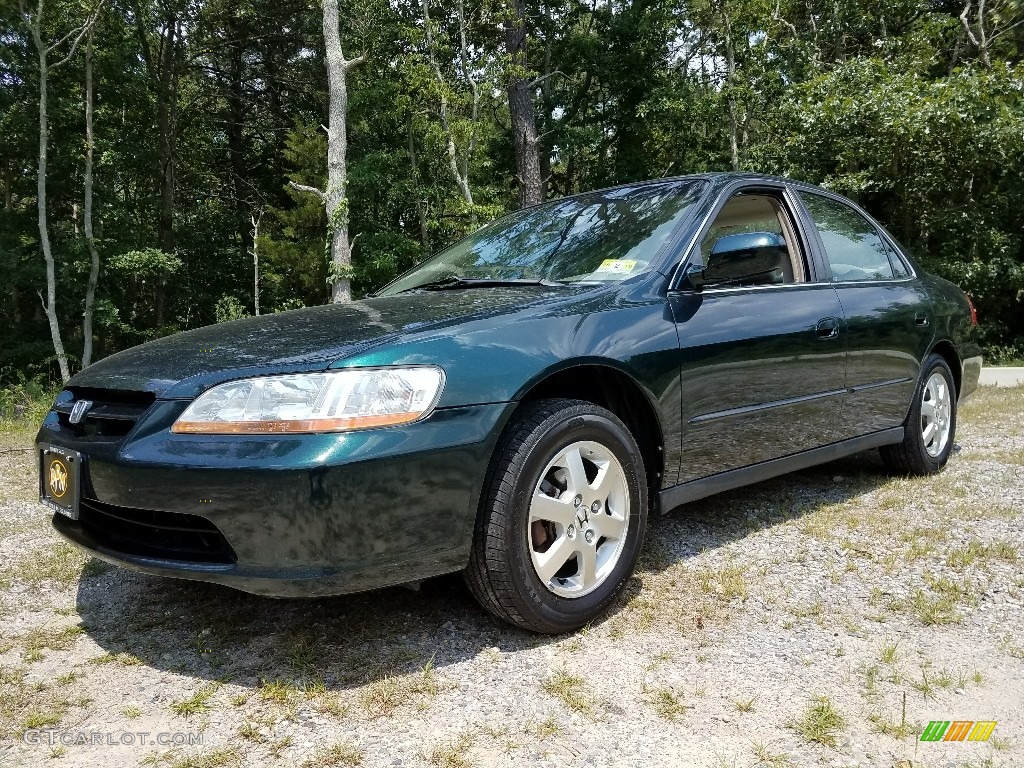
[464,399,647,633]
[880,353,957,475]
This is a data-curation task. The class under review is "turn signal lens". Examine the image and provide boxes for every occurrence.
[171,367,445,434]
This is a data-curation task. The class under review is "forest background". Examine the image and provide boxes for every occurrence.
[1,0,1022,399]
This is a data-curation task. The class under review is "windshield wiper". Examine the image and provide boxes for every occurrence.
[397,276,565,293]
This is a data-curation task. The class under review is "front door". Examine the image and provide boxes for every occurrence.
[667,186,849,485]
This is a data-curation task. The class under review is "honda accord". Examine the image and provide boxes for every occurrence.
[37,173,982,633]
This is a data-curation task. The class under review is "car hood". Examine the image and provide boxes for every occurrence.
[68,287,576,399]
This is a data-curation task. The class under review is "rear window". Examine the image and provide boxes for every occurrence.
[800,193,896,282]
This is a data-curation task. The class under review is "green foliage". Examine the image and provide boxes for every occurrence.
[214,296,251,324]
[0,371,60,426]
[2,0,1023,386]
[766,59,1024,346]
[107,249,183,279]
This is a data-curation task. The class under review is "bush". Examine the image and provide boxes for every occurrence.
[0,370,61,428]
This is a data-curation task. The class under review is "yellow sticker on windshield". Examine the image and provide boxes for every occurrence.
[596,259,637,274]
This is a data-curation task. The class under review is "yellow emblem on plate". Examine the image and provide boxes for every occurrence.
[48,458,69,498]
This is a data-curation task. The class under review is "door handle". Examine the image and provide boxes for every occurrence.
[815,317,839,339]
[915,312,929,327]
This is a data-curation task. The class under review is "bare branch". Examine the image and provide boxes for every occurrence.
[48,1,106,70]
[528,70,565,89]
[960,1,981,47]
[343,53,366,70]
[288,181,325,200]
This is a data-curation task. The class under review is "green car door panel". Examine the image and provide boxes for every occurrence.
[668,284,849,484]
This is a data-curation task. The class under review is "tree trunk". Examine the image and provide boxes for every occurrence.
[721,7,740,172]
[322,0,362,303]
[505,0,543,208]
[421,0,476,209]
[155,14,180,325]
[407,112,431,252]
[251,211,261,316]
[28,2,71,382]
[82,28,101,368]
[227,20,251,268]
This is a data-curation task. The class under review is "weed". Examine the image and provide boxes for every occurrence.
[542,668,594,715]
[170,682,221,717]
[790,695,845,747]
[302,741,363,768]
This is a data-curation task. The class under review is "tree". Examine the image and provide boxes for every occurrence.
[291,0,364,303]
[21,0,103,382]
[504,0,543,207]
[81,24,100,367]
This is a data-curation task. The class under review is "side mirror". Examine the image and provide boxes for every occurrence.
[702,231,788,288]
[710,231,787,259]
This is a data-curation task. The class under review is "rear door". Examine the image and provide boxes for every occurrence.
[795,190,933,437]
[667,183,848,484]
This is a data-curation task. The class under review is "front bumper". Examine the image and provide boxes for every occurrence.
[38,400,514,596]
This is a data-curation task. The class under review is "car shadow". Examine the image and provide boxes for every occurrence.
[75,448,903,689]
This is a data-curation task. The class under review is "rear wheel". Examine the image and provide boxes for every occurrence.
[880,354,957,475]
[464,399,647,633]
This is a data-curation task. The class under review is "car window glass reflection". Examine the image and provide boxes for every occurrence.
[380,182,705,293]
[800,193,896,282]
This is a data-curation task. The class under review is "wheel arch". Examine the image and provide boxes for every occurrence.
[511,361,666,503]
[929,339,962,398]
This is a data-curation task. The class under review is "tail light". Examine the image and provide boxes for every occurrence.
[966,295,978,327]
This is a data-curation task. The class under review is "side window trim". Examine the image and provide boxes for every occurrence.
[877,230,918,280]
[785,186,832,284]
[670,182,821,292]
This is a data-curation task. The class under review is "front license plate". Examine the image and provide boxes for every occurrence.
[39,446,82,520]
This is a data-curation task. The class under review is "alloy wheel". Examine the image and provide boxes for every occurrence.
[921,371,952,458]
[528,440,630,598]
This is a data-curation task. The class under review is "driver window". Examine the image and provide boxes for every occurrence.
[694,193,807,286]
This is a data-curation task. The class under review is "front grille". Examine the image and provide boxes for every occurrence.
[79,498,236,564]
[56,387,156,438]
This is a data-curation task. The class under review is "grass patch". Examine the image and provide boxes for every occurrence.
[20,623,85,662]
[531,714,561,740]
[170,682,221,717]
[750,741,795,767]
[868,711,913,739]
[891,574,975,625]
[90,651,142,666]
[140,746,241,768]
[647,686,687,720]
[542,668,595,715]
[424,734,474,768]
[359,661,441,718]
[733,696,755,713]
[15,543,88,588]
[879,641,899,665]
[696,563,749,599]
[790,695,846,747]
[947,539,1018,570]
[302,741,363,768]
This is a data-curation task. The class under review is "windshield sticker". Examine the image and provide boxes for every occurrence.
[594,259,639,276]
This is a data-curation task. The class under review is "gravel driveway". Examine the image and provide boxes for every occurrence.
[1,387,1022,768]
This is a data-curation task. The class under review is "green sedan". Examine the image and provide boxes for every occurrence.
[37,173,981,633]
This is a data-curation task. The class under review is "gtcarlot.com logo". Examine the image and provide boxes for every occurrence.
[24,730,203,747]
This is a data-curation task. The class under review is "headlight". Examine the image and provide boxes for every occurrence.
[170,366,445,434]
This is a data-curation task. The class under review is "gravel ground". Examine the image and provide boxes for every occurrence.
[1,387,1022,768]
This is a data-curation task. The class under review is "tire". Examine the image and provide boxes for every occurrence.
[464,398,648,633]
[880,353,957,475]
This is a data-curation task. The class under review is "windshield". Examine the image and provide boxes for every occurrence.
[378,181,705,294]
